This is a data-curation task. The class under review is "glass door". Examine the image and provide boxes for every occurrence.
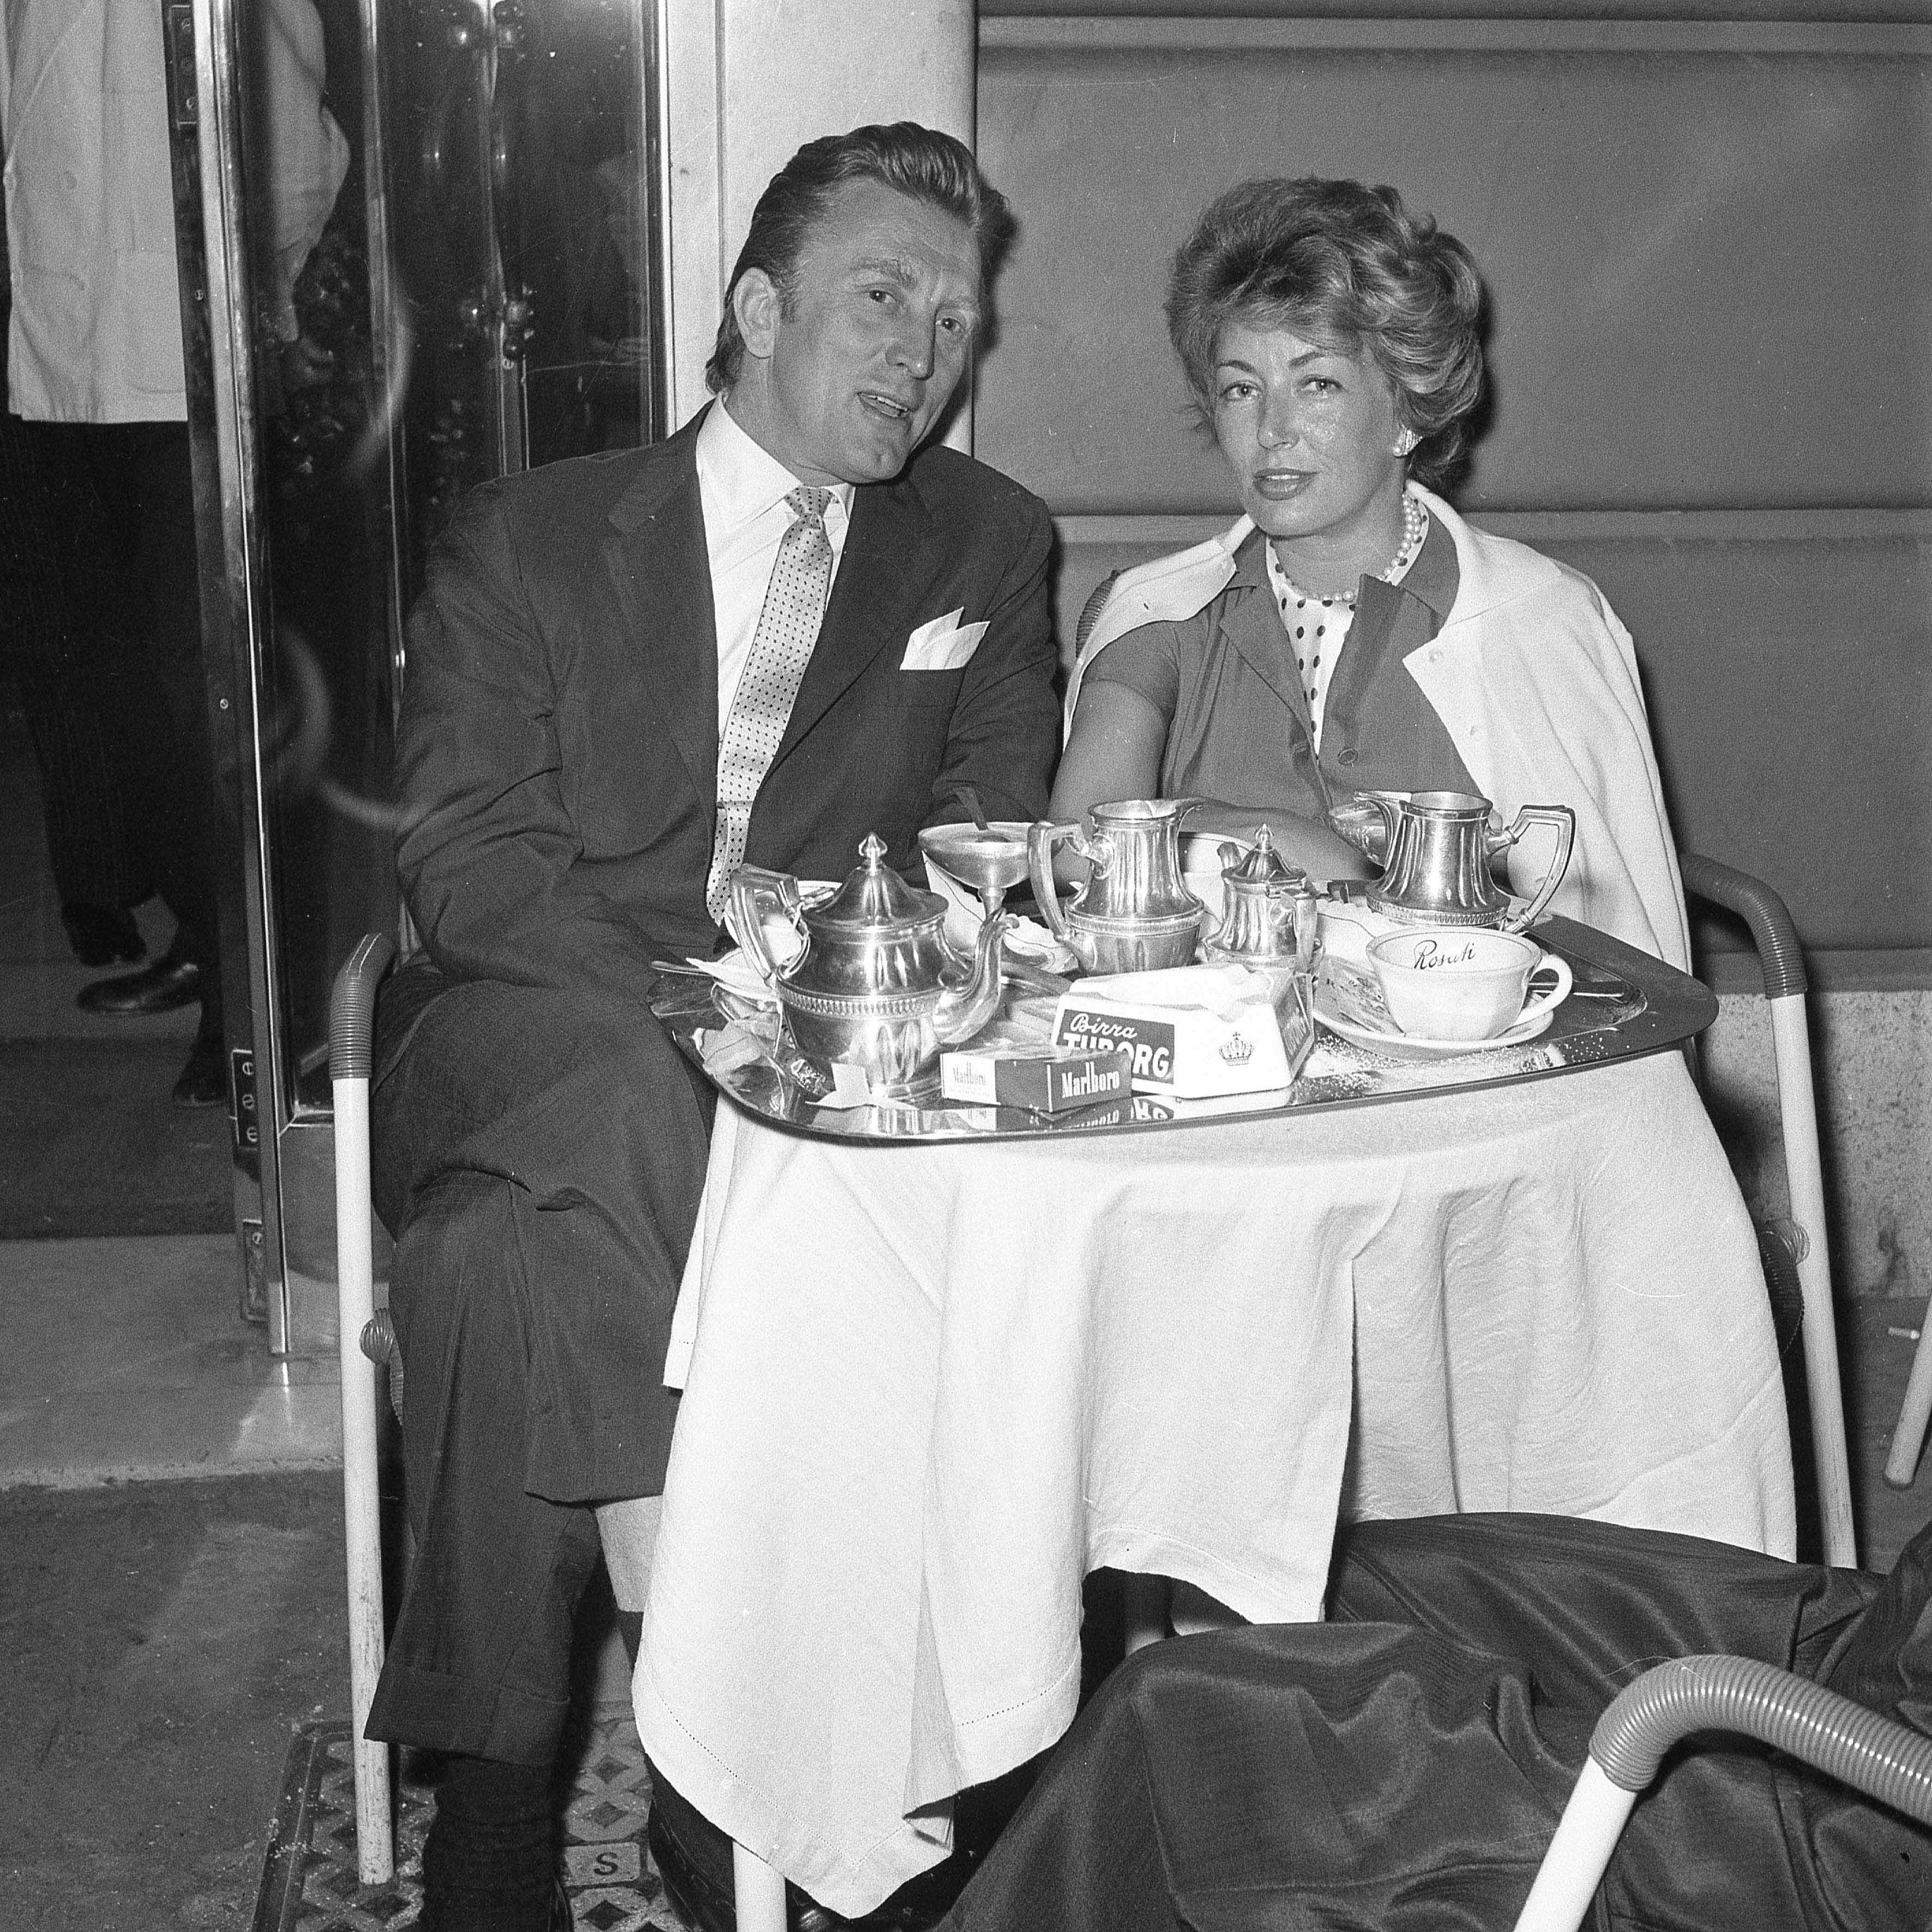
[165,0,666,1352]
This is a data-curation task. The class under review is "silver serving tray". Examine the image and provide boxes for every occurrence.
[649,914,1713,1145]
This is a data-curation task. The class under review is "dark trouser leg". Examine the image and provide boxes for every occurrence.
[366,977,714,1762]
[373,1167,607,1764]
[419,1754,562,1932]
[0,407,149,922]
[28,420,219,1019]
[122,423,220,1014]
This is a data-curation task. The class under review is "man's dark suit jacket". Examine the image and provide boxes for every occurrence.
[390,405,1060,1015]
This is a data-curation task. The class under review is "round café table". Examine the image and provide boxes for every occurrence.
[630,972,1792,1920]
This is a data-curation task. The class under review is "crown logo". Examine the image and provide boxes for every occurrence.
[1219,1032,1254,1064]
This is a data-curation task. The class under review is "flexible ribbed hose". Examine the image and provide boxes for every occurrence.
[1677,853,1807,999]
[1591,1656,1932,1823]
[329,931,396,1080]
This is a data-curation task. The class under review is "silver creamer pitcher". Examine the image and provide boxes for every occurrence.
[1027,797,1205,974]
[1329,789,1575,932]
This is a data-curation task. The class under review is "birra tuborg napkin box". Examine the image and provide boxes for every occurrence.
[1050,965,1304,1099]
[939,1042,1133,1114]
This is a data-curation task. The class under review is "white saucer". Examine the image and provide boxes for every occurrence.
[1313,978,1556,1061]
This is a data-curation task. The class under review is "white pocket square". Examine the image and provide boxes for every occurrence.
[900,609,988,671]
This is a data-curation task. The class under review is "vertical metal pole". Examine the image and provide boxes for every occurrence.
[1767,994,1856,1566]
[189,0,296,1351]
[733,1842,789,1932]
[1510,1761,1636,1932]
[1885,1322,1932,1489]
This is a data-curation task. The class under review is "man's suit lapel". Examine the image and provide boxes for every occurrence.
[601,419,719,808]
[769,478,917,763]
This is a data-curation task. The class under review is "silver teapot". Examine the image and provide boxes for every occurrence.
[729,835,1008,1098]
[1328,789,1575,932]
[1026,797,1205,974]
[1200,824,1320,968]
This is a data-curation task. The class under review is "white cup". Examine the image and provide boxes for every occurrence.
[1365,928,1572,1041]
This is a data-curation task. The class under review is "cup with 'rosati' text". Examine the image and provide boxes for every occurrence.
[1364,928,1572,1042]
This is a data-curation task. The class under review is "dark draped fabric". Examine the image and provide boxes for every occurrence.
[941,1514,1932,1932]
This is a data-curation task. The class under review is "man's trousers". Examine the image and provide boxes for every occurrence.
[367,970,714,1765]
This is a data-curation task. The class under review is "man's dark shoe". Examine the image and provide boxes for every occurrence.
[77,952,200,1014]
[647,1799,731,1932]
[172,1032,227,1109]
[61,903,146,967]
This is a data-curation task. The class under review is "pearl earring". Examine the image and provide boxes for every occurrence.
[1395,430,1418,456]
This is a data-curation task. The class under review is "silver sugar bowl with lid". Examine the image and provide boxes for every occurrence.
[1200,823,1319,968]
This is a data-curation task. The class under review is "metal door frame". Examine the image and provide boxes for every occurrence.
[177,0,672,1355]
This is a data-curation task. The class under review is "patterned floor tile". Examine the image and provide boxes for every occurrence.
[257,1710,684,1931]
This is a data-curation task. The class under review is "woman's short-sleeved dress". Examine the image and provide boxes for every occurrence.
[1081,519,1478,823]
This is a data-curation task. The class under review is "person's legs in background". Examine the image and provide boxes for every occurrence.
[34,418,226,1104]
[0,216,154,965]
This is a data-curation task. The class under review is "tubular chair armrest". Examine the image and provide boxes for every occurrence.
[1677,853,1806,999]
[1514,1655,1932,1932]
[1676,852,1853,1567]
[330,932,397,1080]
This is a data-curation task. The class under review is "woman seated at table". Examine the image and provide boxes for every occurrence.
[1057,176,1691,968]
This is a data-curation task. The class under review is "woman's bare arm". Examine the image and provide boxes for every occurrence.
[1049,683,1373,881]
[1048,682,1169,820]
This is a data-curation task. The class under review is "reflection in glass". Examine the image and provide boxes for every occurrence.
[231,0,661,1109]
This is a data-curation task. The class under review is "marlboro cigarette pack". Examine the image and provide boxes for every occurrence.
[938,1042,1133,1114]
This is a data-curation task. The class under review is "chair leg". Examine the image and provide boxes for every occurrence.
[1123,1573,1170,1653]
[734,1840,787,1932]
[333,1072,395,1883]
[1767,993,1856,1566]
[1885,1317,1932,1488]
[1510,1759,1637,1932]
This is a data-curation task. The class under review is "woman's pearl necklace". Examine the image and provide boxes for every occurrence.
[1277,492,1428,609]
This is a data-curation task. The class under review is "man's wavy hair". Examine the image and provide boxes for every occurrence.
[706,123,1014,394]
[1165,177,1486,491]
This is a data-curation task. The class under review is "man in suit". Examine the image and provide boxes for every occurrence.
[366,124,1060,1931]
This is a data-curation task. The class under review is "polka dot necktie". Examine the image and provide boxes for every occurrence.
[705,486,835,923]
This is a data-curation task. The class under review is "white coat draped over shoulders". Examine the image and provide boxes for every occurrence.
[1071,486,1690,970]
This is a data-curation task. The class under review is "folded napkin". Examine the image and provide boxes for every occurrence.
[1314,893,1406,968]
[679,950,781,1005]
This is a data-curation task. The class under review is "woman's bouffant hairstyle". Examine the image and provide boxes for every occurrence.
[1165,177,1486,490]
[706,123,1014,394]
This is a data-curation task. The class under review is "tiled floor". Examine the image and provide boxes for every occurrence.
[261,1715,683,1932]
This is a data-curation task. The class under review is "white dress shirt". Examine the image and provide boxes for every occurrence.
[696,398,854,735]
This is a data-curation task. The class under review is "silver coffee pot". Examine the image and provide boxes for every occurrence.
[1026,797,1205,974]
[729,835,1008,1097]
[1328,789,1575,932]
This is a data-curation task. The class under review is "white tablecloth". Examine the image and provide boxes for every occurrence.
[633,1050,1793,1916]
